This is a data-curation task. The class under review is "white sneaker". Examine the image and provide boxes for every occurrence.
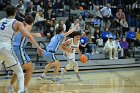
[38,74,46,80]
[95,51,99,54]
[60,68,65,79]
[91,52,94,55]
[114,57,118,59]
[7,85,15,93]
[51,78,63,84]
[76,74,83,81]
[17,90,25,93]
[110,57,113,60]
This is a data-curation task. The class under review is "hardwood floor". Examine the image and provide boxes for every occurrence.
[0,68,140,93]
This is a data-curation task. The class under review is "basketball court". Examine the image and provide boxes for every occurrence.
[0,68,140,93]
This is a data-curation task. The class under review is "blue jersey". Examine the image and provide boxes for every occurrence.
[13,32,28,48]
[46,34,65,52]
[12,32,30,65]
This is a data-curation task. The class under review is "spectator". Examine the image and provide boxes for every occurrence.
[15,5,25,22]
[126,27,136,48]
[120,17,129,36]
[45,9,56,20]
[116,8,125,22]
[65,16,74,32]
[42,19,55,38]
[53,0,64,16]
[70,19,80,31]
[85,23,93,34]
[78,15,86,32]
[136,28,140,47]
[120,37,131,58]
[24,0,31,9]
[79,32,88,54]
[101,27,112,43]
[115,38,123,58]
[46,0,53,10]
[103,36,117,59]
[86,32,99,54]
[100,3,113,27]
[93,5,103,19]
[55,20,66,32]
[34,9,45,23]
[25,2,34,15]
[16,0,25,17]
[94,28,103,46]
[92,17,101,29]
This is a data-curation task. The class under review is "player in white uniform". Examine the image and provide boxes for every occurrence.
[60,31,82,81]
[0,5,42,93]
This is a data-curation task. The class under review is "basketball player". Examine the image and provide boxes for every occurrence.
[60,31,82,81]
[7,15,35,93]
[31,25,78,82]
[0,5,42,93]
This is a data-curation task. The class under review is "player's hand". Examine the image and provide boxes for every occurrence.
[37,47,43,56]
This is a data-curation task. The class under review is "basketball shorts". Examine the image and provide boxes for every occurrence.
[0,47,19,68]
[13,47,30,65]
[43,50,57,63]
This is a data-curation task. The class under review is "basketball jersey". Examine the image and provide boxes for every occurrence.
[13,32,28,48]
[65,38,80,59]
[46,34,65,52]
[0,18,16,49]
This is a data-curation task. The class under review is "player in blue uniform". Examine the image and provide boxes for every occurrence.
[7,15,35,93]
[0,5,42,93]
[31,25,78,82]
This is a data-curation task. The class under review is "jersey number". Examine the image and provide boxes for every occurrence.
[1,22,7,30]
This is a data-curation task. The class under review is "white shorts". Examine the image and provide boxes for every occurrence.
[0,47,19,68]
[63,52,75,60]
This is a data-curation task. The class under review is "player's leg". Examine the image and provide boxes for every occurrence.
[52,60,61,81]
[39,63,53,79]
[69,59,82,80]
[40,51,59,80]
[11,63,24,93]
[23,62,33,92]
[4,49,24,93]
[60,60,73,79]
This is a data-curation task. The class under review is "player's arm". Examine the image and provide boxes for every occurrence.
[64,23,79,37]
[15,21,43,56]
[31,31,48,38]
[60,39,71,53]
[76,47,82,57]
[31,33,42,38]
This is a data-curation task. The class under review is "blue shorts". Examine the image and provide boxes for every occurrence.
[13,47,30,65]
[43,50,57,63]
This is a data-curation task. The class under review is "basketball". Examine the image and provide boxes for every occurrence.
[80,55,88,64]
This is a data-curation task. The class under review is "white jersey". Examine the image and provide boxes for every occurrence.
[0,18,16,49]
[65,38,80,59]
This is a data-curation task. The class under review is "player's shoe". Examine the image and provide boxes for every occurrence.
[76,74,83,81]
[7,85,15,93]
[38,74,46,80]
[51,78,63,84]
[60,68,65,79]
[17,90,25,93]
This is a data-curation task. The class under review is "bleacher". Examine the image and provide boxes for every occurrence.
[0,38,140,77]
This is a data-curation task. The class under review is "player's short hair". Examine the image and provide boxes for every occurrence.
[24,15,34,25]
[55,26,64,34]
[72,31,81,37]
[5,5,16,17]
